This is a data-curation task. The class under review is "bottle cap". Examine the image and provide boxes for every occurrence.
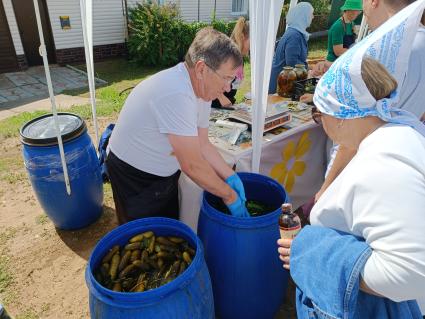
[281,203,292,212]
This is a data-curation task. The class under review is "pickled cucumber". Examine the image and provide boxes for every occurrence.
[94,231,195,293]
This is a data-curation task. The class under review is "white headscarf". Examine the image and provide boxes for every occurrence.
[286,2,314,41]
[313,0,425,137]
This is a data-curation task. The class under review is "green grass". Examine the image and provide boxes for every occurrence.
[0,228,16,297]
[0,255,12,294]
[0,154,27,185]
[15,309,39,319]
[0,157,19,173]
[308,36,328,59]
[35,214,49,225]
[235,62,251,103]
[0,227,17,247]
[0,111,49,139]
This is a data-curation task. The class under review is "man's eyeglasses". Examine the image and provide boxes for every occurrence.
[311,106,322,124]
[203,61,235,85]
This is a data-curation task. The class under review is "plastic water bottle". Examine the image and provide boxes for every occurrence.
[278,203,301,239]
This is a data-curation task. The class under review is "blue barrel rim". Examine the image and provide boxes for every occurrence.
[201,172,288,229]
[86,217,206,307]
[20,112,87,146]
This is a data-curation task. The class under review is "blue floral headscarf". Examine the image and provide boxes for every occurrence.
[313,0,425,137]
[286,2,314,41]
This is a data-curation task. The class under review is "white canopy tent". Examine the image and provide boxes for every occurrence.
[249,0,285,173]
[33,0,371,195]
[248,0,370,172]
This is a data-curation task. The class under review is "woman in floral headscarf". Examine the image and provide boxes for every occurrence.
[278,0,425,316]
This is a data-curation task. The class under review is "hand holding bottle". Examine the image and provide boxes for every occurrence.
[277,238,293,270]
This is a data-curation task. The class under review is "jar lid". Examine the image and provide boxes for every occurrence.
[283,66,294,70]
[295,64,305,68]
[20,112,87,146]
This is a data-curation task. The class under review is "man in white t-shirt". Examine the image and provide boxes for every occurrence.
[107,28,249,224]
[314,0,425,202]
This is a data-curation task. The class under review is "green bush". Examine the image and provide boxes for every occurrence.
[127,3,182,66]
[127,2,237,67]
[277,0,331,37]
[308,0,331,15]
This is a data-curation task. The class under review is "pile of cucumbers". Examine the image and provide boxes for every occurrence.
[94,231,195,292]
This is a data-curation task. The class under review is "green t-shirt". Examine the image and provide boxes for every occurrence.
[326,18,353,62]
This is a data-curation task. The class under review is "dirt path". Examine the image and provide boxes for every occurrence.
[0,118,118,319]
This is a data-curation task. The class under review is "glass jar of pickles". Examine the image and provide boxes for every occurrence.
[277,66,297,98]
[294,64,308,81]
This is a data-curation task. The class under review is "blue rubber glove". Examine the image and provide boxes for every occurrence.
[226,195,250,218]
[225,173,246,202]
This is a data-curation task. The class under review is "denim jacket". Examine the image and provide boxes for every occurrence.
[290,226,422,319]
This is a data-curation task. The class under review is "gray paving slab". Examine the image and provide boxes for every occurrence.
[0,74,15,90]
[0,65,106,105]
[0,86,34,100]
[20,83,48,96]
[4,72,39,86]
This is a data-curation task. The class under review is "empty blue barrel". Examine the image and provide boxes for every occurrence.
[20,113,103,230]
[85,217,215,318]
[198,172,288,319]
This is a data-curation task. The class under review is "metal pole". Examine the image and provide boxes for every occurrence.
[33,0,71,195]
[80,0,99,148]
[357,15,369,42]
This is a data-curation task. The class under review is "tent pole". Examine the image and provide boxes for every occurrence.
[80,0,99,148]
[33,0,71,195]
[357,15,369,42]
[249,0,285,173]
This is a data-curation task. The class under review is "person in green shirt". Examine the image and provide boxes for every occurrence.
[326,0,362,62]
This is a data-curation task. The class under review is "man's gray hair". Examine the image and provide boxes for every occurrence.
[185,27,243,70]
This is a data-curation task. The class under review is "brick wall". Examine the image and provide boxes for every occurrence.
[55,43,126,65]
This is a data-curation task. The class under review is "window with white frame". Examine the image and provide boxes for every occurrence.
[232,0,248,15]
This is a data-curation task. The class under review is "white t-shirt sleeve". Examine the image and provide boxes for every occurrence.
[198,100,211,128]
[353,153,425,302]
[151,93,198,136]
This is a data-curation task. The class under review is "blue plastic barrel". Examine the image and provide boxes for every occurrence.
[86,217,214,319]
[198,172,288,319]
[20,113,103,230]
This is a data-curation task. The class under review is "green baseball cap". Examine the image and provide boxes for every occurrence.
[340,0,362,11]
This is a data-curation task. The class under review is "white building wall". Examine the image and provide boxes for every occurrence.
[131,0,239,23]
[177,0,199,22]
[2,0,24,54]
[46,0,126,50]
[3,0,241,55]
[200,0,237,22]
[214,0,234,21]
